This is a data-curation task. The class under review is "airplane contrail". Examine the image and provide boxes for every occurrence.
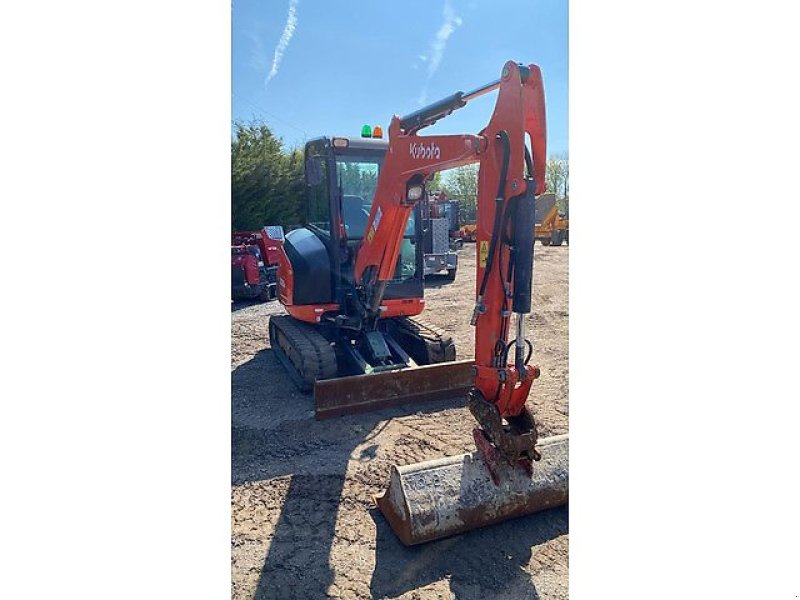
[267,0,299,85]
[418,0,463,104]
[428,0,462,79]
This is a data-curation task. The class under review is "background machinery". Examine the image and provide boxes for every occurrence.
[428,190,464,248]
[268,61,568,543]
[534,192,569,246]
[420,190,459,278]
[457,200,478,243]
[231,228,283,301]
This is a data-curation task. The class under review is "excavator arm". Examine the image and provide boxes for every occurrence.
[353,61,548,470]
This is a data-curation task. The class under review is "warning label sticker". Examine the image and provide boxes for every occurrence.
[367,207,382,244]
[479,240,489,267]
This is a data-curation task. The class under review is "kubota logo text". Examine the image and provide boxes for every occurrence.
[409,142,441,160]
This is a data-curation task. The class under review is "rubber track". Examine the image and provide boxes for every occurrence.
[269,315,338,392]
[393,317,457,364]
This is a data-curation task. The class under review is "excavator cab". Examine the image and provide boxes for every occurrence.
[301,136,423,304]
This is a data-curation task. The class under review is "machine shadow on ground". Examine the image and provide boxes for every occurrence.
[232,350,355,598]
[232,351,457,598]
[370,506,567,599]
[232,350,566,599]
[231,299,271,313]
[423,274,457,289]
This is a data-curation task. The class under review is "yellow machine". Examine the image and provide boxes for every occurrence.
[534,193,569,246]
[459,222,478,242]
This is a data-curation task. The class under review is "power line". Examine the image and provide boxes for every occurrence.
[238,98,308,138]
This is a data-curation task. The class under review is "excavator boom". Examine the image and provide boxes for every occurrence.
[364,61,569,544]
[353,62,546,429]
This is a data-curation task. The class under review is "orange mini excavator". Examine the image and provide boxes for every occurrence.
[265,61,568,543]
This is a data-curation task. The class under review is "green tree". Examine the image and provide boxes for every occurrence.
[427,171,444,192]
[440,164,479,222]
[546,153,569,216]
[231,121,304,231]
[443,164,479,200]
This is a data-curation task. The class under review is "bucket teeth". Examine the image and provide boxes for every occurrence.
[375,434,568,545]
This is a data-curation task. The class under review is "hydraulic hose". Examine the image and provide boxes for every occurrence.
[476,131,511,302]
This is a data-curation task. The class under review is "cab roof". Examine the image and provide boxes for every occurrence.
[307,136,389,152]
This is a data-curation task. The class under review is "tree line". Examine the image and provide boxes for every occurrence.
[434,155,569,220]
[232,120,569,231]
[231,121,304,231]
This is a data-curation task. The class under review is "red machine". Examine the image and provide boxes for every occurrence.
[231,227,283,302]
[269,61,547,472]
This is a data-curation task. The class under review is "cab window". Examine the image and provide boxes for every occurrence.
[336,158,380,239]
[306,155,330,230]
[335,153,418,283]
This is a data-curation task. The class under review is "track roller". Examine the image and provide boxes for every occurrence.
[387,317,457,365]
[268,315,338,392]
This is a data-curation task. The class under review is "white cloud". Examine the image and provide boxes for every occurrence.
[266,0,299,85]
[247,31,267,72]
[427,1,462,79]
[417,0,462,104]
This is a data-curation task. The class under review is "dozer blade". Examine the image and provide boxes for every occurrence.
[314,359,474,420]
[375,434,568,545]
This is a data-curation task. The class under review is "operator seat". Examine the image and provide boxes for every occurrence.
[342,195,371,238]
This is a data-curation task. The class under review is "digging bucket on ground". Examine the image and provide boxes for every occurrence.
[375,434,568,545]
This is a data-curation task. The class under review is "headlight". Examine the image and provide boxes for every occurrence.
[407,185,424,201]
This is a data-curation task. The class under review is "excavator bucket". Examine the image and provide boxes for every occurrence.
[314,359,474,419]
[375,434,568,545]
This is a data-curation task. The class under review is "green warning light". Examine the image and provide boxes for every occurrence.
[361,124,372,138]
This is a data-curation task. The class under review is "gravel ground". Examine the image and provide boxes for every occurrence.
[232,244,568,599]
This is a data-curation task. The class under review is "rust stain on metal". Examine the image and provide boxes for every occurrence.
[314,359,474,419]
[375,434,568,545]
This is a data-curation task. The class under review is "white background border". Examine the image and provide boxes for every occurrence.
[1,1,798,598]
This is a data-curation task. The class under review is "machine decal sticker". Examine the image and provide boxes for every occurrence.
[479,240,489,267]
[409,142,441,160]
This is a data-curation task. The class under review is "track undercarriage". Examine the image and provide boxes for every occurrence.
[268,315,473,418]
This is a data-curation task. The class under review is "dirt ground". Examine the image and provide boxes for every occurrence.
[231,244,569,600]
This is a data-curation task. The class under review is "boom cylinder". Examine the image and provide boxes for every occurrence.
[399,92,467,132]
[514,315,527,372]
[398,77,502,133]
[511,183,537,314]
[461,78,502,102]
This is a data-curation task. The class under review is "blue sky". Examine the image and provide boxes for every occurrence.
[232,0,568,156]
